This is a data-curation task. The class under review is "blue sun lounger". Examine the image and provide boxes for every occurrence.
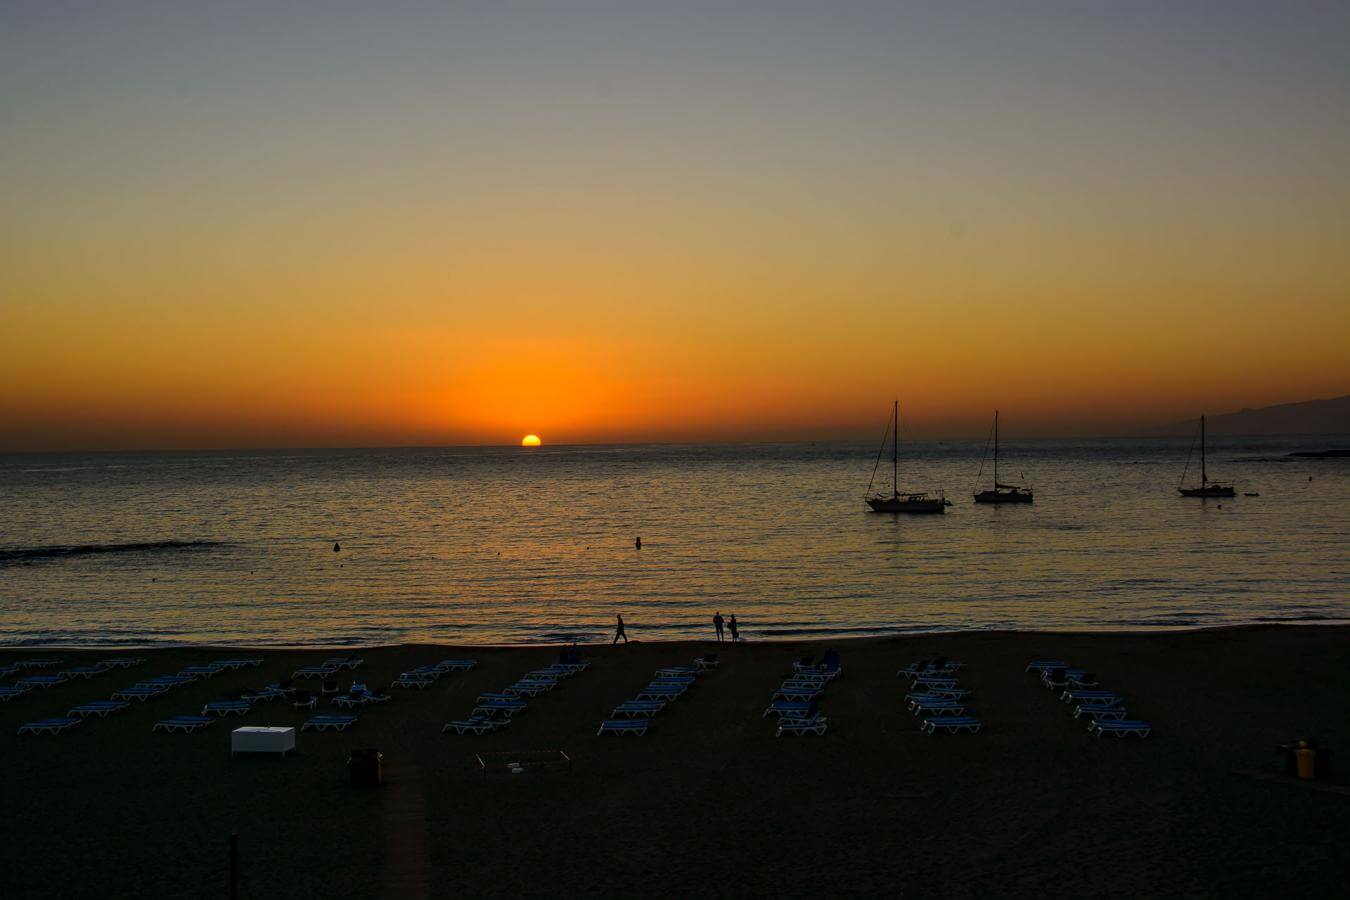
[393,672,435,689]
[435,659,479,672]
[1076,706,1129,722]
[906,692,965,705]
[598,718,650,736]
[1061,690,1122,705]
[473,699,527,718]
[0,685,32,702]
[774,687,824,703]
[922,716,982,734]
[694,655,719,670]
[322,656,364,670]
[911,675,959,689]
[331,693,372,709]
[1025,660,1069,673]
[635,687,686,702]
[69,700,130,718]
[202,700,252,717]
[111,685,167,701]
[443,715,510,735]
[140,674,195,688]
[292,666,338,680]
[17,674,68,689]
[655,666,700,678]
[1043,668,1097,688]
[153,716,214,734]
[302,714,358,733]
[15,658,62,670]
[61,666,105,679]
[898,659,963,677]
[764,700,814,718]
[776,715,828,737]
[503,681,555,698]
[212,658,263,670]
[1089,719,1152,738]
[909,698,967,716]
[98,657,147,669]
[18,717,82,735]
[181,665,225,678]
[612,700,666,718]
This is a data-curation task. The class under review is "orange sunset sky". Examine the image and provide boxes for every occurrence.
[2,3,1347,451]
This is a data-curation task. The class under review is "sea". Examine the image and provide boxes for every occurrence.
[1,438,1347,648]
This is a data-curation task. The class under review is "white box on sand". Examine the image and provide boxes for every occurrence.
[232,726,295,757]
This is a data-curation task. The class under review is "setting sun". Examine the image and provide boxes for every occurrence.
[520,434,542,448]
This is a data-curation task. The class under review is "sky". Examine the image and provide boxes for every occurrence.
[2,1,1348,450]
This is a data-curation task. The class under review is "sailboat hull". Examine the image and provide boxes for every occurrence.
[1179,485,1235,498]
[974,489,1033,504]
[868,496,946,514]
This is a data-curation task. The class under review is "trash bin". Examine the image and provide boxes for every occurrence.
[1295,744,1316,780]
[348,748,382,786]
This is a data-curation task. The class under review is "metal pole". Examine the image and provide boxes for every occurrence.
[1200,415,1207,485]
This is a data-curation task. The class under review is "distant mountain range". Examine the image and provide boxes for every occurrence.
[1150,394,1350,437]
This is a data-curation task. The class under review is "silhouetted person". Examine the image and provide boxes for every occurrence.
[728,614,739,643]
[333,542,341,552]
[635,536,642,550]
[713,611,724,642]
[613,614,627,645]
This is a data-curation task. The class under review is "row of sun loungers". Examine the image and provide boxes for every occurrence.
[10,654,389,737]
[1026,659,1152,738]
[764,653,838,736]
[445,658,580,735]
[902,656,982,734]
[2,656,149,703]
[597,656,710,736]
[141,659,274,734]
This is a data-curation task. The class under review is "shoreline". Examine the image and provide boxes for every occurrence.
[7,620,1350,653]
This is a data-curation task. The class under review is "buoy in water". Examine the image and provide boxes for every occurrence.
[333,542,341,553]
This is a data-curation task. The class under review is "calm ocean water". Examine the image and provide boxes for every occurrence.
[1,438,1347,647]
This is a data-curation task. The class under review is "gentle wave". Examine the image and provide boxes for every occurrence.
[0,539,225,565]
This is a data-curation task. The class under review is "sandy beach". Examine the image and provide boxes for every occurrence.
[2,625,1348,897]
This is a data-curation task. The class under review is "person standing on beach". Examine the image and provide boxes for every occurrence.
[613,614,627,645]
[713,611,724,642]
[728,614,739,643]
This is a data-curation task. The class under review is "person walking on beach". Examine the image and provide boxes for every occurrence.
[728,614,739,643]
[713,611,725,643]
[613,614,627,645]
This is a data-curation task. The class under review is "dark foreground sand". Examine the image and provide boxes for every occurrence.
[2,626,1348,898]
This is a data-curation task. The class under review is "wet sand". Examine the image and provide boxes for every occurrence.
[2,626,1348,897]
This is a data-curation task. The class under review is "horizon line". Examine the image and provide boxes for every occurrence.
[5,430,1349,457]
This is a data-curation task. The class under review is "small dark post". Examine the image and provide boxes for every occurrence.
[229,832,238,900]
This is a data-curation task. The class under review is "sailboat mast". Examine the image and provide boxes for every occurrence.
[892,400,899,497]
[993,410,999,487]
[1200,415,1208,485]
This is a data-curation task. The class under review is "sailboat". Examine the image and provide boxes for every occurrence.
[1178,414,1235,497]
[974,411,1033,503]
[865,401,947,514]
